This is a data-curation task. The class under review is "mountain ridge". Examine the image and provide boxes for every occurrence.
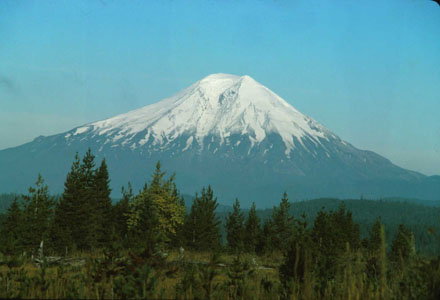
[0,73,438,206]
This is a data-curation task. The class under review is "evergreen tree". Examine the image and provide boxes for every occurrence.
[257,218,276,254]
[126,162,185,249]
[244,202,260,253]
[94,158,113,248]
[50,197,72,254]
[51,150,98,252]
[149,162,186,245]
[51,152,82,252]
[21,174,54,253]
[226,198,245,253]
[366,219,387,291]
[312,203,361,282]
[127,183,158,249]
[183,186,221,251]
[78,148,97,249]
[272,192,294,251]
[113,182,133,245]
[390,224,415,265]
[0,197,23,255]
[279,215,313,298]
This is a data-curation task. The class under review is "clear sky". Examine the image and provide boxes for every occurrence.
[0,0,439,175]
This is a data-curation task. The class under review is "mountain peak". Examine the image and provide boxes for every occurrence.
[2,75,437,204]
[70,73,333,155]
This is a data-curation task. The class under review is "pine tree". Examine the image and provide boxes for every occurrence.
[94,158,113,248]
[51,150,98,252]
[279,218,313,297]
[78,148,97,249]
[257,218,276,254]
[226,198,245,253]
[272,192,294,251]
[149,162,186,245]
[183,186,221,251]
[113,182,133,245]
[126,162,185,249]
[51,152,82,252]
[127,182,158,249]
[366,219,387,293]
[50,197,72,254]
[244,202,260,253]
[312,204,361,282]
[21,174,54,253]
[390,224,415,265]
[0,197,23,255]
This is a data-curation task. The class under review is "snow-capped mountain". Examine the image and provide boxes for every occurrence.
[0,74,438,206]
[67,73,333,156]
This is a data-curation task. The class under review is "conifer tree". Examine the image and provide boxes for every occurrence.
[94,158,113,248]
[78,148,97,249]
[21,174,54,253]
[113,182,133,244]
[312,204,361,281]
[226,198,245,252]
[366,219,387,291]
[272,192,294,251]
[51,150,98,252]
[0,197,23,254]
[127,183,157,248]
[390,224,415,265]
[279,215,313,297]
[126,162,185,249]
[183,186,221,251]
[149,162,186,245]
[50,196,72,254]
[244,202,260,253]
[257,218,276,254]
[51,152,82,252]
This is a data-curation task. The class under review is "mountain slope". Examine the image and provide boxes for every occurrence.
[0,74,438,206]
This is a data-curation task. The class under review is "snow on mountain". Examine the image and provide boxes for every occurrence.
[69,73,335,156]
[1,73,438,205]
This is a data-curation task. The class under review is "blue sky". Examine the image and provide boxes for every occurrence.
[0,0,439,175]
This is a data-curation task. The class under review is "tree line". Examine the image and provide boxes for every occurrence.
[0,149,427,259]
[1,149,440,299]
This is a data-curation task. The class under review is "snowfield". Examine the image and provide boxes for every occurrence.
[68,73,337,156]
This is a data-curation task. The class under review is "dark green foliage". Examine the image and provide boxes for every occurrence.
[78,148,97,250]
[21,174,54,254]
[244,202,260,253]
[51,150,116,252]
[257,218,276,254]
[183,186,221,251]
[390,224,415,265]
[2,149,440,299]
[312,203,360,281]
[0,197,22,255]
[279,213,313,298]
[225,198,245,253]
[126,162,185,251]
[271,192,294,251]
[0,193,19,214]
[198,253,222,299]
[113,182,133,245]
[226,255,255,299]
[93,158,113,248]
[365,218,387,286]
[264,197,440,255]
[52,152,83,252]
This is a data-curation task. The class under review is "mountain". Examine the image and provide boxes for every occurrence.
[0,73,438,206]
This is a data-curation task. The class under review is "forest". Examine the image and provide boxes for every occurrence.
[0,149,439,299]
